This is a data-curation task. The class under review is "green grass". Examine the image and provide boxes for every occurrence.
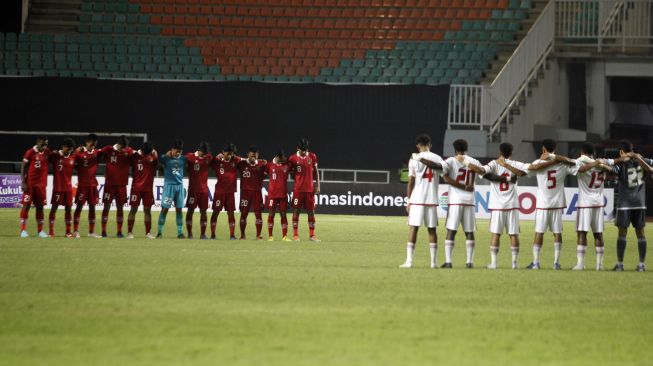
[0,208,652,365]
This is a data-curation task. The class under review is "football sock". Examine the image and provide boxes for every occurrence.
[157,210,167,234]
[308,214,316,237]
[49,209,56,234]
[267,214,274,236]
[444,240,454,263]
[64,209,72,234]
[210,212,218,236]
[186,211,194,237]
[554,242,562,264]
[36,208,44,233]
[292,212,299,237]
[281,215,288,237]
[228,212,236,237]
[101,208,109,234]
[240,210,248,237]
[576,245,586,267]
[200,212,207,237]
[617,236,627,263]
[144,218,151,235]
[116,210,124,234]
[19,206,29,231]
[175,211,183,235]
[128,214,135,233]
[255,212,263,238]
[88,208,96,234]
[490,246,499,266]
[406,242,415,264]
[73,208,81,232]
[466,240,475,264]
[511,246,519,266]
[596,246,605,269]
[532,244,541,264]
[637,238,647,263]
[429,243,437,266]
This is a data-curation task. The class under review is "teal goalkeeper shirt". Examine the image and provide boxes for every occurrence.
[159,153,186,185]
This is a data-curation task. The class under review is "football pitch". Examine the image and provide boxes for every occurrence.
[0,209,651,365]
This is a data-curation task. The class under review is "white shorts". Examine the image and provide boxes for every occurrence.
[408,205,438,228]
[535,209,563,234]
[576,207,604,233]
[445,205,476,232]
[489,210,520,235]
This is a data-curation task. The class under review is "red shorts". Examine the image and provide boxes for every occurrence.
[267,197,288,212]
[186,191,209,210]
[21,187,47,207]
[51,191,73,207]
[129,190,154,208]
[103,185,128,205]
[75,186,99,206]
[292,192,315,210]
[240,190,263,212]
[213,192,236,212]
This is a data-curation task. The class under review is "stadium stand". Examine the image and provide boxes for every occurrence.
[1,0,536,83]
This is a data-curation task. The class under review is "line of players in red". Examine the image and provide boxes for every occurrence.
[18,134,321,242]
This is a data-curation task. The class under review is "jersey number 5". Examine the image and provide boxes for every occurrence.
[547,170,557,189]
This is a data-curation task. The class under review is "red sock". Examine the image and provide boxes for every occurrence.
[228,212,235,237]
[49,209,56,234]
[292,212,299,237]
[210,213,218,236]
[73,207,81,232]
[255,212,263,238]
[88,208,96,234]
[144,219,151,235]
[308,214,316,237]
[64,209,72,234]
[200,212,207,237]
[19,206,29,231]
[127,214,135,233]
[240,211,249,237]
[281,215,288,237]
[116,210,124,234]
[267,214,274,236]
[36,208,44,233]
[101,208,109,234]
[186,211,194,237]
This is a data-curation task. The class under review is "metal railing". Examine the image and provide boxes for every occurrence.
[447,84,485,129]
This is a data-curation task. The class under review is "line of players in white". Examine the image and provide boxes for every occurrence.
[400,134,652,271]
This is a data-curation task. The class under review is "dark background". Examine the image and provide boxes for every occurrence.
[0,77,449,174]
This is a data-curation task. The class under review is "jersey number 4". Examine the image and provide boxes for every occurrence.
[423,167,434,182]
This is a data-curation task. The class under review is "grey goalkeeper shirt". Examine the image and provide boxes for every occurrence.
[613,158,653,210]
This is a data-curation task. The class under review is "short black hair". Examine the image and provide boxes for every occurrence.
[297,138,309,150]
[142,141,153,155]
[117,135,129,148]
[36,135,48,142]
[276,149,285,158]
[619,140,633,153]
[453,139,468,153]
[223,143,237,153]
[62,138,75,148]
[198,141,210,154]
[499,142,513,158]
[86,133,98,142]
[542,139,556,153]
[415,133,431,146]
[249,145,259,153]
[581,143,595,156]
[172,138,184,150]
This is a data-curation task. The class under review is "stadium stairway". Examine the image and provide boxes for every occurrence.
[1,0,546,84]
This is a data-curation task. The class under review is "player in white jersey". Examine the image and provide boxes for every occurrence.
[467,143,560,269]
[569,143,615,271]
[399,134,448,269]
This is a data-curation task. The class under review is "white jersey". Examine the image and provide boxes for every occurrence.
[408,151,447,205]
[529,160,573,209]
[444,155,481,205]
[482,159,530,210]
[572,160,606,208]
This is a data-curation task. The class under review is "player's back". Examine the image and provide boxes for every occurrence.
[445,155,480,205]
[532,160,570,209]
[575,163,606,208]
[614,159,652,210]
[484,159,527,210]
[409,151,444,205]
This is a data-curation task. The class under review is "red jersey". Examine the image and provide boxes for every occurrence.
[288,152,318,193]
[51,151,76,192]
[23,147,51,188]
[131,152,158,193]
[102,145,134,186]
[266,161,290,199]
[75,148,102,187]
[238,159,267,192]
[212,156,241,194]
[186,152,212,193]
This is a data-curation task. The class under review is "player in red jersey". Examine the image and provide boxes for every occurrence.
[100,135,134,238]
[185,142,212,239]
[288,138,321,242]
[73,134,103,238]
[210,144,240,240]
[127,141,158,239]
[19,136,51,238]
[265,149,292,241]
[48,138,77,237]
[237,146,267,240]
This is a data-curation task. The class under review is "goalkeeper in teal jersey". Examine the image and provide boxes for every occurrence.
[157,139,187,239]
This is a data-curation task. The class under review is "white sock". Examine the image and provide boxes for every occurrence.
[554,242,562,264]
[429,243,437,265]
[490,246,499,266]
[576,245,586,267]
[444,240,454,263]
[406,242,415,264]
[596,246,604,268]
[511,246,519,265]
[465,240,475,264]
[533,244,541,264]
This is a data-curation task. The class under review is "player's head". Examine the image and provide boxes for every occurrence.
[453,139,467,155]
[499,142,513,159]
[198,141,210,156]
[35,135,48,151]
[618,140,633,157]
[541,139,556,154]
[172,139,184,155]
[116,135,130,150]
[61,138,75,154]
[581,143,595,158]
[415,134,431,152]
[85,133,98,149]
[275,149,286,162]
[142,141,153,155]
[222,143,236,160]
[247,145,259,160]
[297,138,309,156]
